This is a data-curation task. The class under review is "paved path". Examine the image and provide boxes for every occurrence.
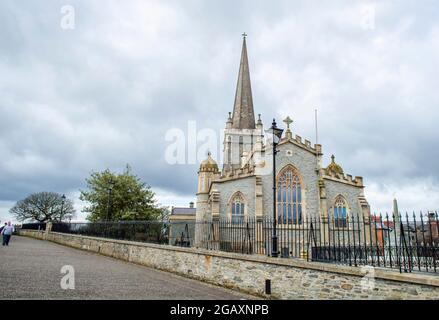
[0,236,254,300]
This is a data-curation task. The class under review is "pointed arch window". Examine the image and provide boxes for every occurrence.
[334,195,348,228]
[230,192,245,222]
[277,166,303,225]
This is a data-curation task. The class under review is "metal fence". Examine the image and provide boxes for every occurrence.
[51,221,170,244]
[21,211,439,274]
[306,212,439,274]
[20,222,47,231]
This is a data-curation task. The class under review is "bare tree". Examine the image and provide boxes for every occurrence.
[9,192,76,222]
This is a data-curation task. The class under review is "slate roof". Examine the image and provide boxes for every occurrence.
[171,207,196,216]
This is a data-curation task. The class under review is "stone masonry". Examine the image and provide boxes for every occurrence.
[20,230,439,300]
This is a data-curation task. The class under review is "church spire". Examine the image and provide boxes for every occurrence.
[231,33,256,129]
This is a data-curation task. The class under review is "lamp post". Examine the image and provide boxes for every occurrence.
[265,119,284,257]
[106,179,115,222]
[60,194,66,222]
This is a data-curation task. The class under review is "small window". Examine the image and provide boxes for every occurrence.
[334,195,348,228]
[230,192,245,222]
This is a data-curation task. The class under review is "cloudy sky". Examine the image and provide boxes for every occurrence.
[1,0,438,222]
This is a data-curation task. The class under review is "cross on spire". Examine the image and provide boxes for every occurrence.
[242,32,247,38]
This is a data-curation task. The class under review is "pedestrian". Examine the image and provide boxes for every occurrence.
[1,221,14,246]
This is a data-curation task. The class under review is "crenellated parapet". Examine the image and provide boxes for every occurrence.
[279,134,322,156]
[321,168,364,187]
[219,163,255,181]
[319,154,364,187]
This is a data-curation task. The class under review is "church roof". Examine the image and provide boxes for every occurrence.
[170,207,196,216]
[231,34,256,130]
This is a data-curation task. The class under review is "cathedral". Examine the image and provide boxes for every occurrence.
[194,35,371,238]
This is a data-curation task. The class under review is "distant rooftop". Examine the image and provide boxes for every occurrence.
[170,202,196,216]
[171,207,196,215]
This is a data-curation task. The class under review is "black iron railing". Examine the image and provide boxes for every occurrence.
[22,211,439,274]
[21,223,47,231]
[197,213,439,274]
[51,221,170,244]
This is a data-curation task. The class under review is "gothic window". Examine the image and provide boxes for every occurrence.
[333,195,348,228]
[277,166,303,225]
[230,192,245,222]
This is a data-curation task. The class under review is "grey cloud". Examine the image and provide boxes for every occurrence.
[0,0,438,220]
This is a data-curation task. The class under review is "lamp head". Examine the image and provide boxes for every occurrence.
[265,119,284,144]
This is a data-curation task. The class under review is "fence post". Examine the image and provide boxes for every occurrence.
[320,213,329,262]
[256,216,264,254]
[300,219,308,260]
[363,212,372,246]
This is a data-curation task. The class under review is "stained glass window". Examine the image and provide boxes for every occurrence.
[334,195,348,228]
[277,166,303,224]
[230,192,245,222]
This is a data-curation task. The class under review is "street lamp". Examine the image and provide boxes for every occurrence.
[61,194,66,222]
[106,179,115,222]
[265,119,284,258]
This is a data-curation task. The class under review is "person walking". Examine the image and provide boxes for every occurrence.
[0,222,6,235]
[1,222,14,246]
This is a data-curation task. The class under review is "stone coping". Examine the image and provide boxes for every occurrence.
[23,230,439,288]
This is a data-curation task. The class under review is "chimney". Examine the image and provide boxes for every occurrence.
[189,202,194,208]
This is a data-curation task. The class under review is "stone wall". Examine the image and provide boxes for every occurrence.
[19,230,439,300]
[213,175,256,218]
[324,178,364,215]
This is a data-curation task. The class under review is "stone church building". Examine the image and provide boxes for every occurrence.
[194,36,371,235]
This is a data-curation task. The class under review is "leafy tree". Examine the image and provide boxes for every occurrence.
[10,192,76,222]
[80,165,166,222]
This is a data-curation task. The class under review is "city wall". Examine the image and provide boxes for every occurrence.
[19,229,439,300]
